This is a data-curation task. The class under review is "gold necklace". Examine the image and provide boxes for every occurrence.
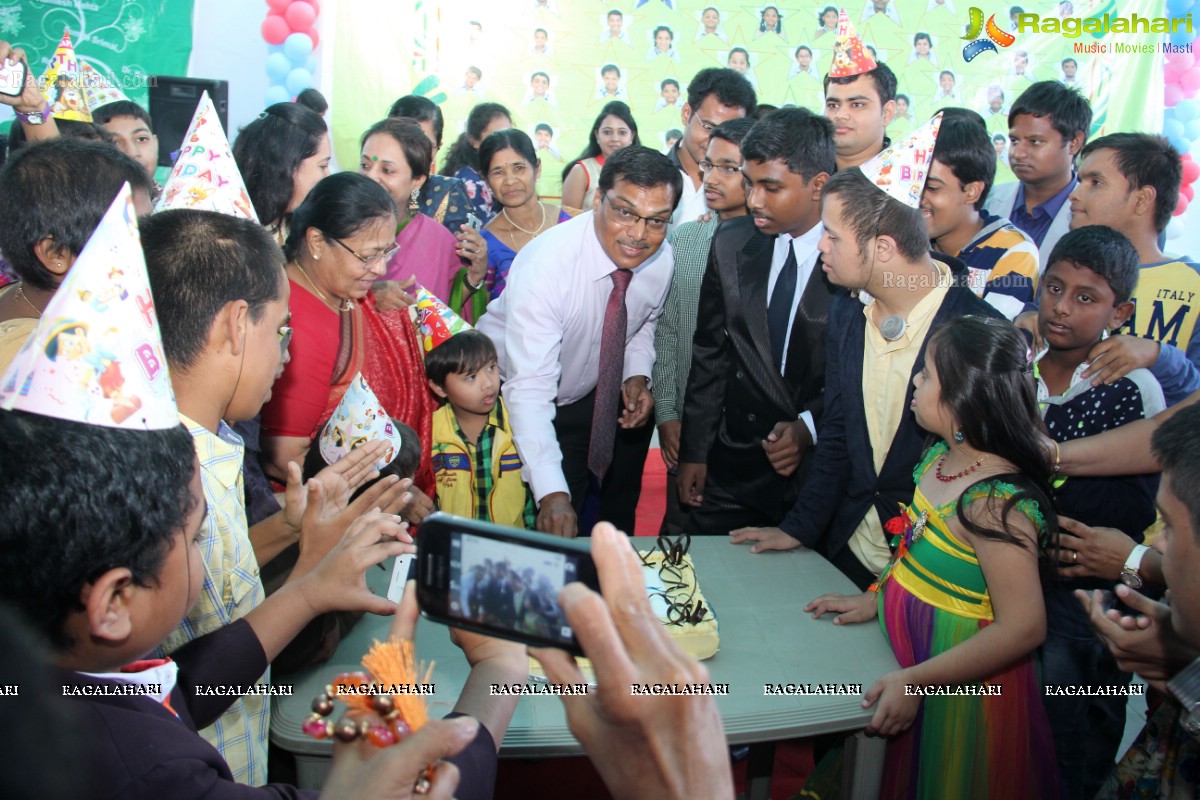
[502,201,547,237]
[292,261,351,312]
[14,283,42,318]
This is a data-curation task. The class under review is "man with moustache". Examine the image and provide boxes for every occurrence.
[677,109,838,534]
[479,147,682,538]
[653,117,755,533]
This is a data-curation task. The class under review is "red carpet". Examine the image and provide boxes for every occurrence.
[493,449,815,798]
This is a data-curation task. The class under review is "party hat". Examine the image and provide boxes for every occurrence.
[319,373,403,470]
[859,112,943,208]
[415,286,473,353]
[828,9,877,78]
[155,91,259,222]
[0,183,177,429]
[39,28,91,122]
[81,62,131,112]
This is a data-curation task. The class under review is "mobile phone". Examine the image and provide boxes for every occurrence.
[416,513,600,656]
[0,59,28,98]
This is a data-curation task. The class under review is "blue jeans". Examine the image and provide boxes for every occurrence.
[1041,586,1133,800]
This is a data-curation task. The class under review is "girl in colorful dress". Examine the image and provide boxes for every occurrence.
[807,315,1061,799]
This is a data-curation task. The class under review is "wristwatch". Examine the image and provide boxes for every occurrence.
[15,101,50,126]
[1119,544,1150,589]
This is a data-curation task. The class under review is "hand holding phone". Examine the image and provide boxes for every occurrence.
[0,57,27,99]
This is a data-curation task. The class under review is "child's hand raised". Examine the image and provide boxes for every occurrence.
[298,511,414,618]
[803,591,878,624]
[863,670,921,737]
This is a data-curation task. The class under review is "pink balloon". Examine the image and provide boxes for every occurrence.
[1183,183,1194,202]
[1169,51,1196,71]
[1174,194,1189,216]
[1167,83,1185,107]
[266,0,289,10]
[307,0,320,13]
[1181,69,1200,93]
[285,1,317,31]
[305,26,319,49]
[1183,160,1200,185]
[262,13,290,45]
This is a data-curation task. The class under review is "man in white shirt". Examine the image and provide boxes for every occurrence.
[478,147,682,537]
[668,68,757,229]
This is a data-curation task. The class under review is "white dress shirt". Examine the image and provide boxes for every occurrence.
[477,212,674,502]
[766,223,823,442]
[670,170,709,230]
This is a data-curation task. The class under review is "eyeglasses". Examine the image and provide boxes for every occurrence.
[602,195,669,234]
[698,160,742,177]
[691,116,716,133]
[277,324,293,357]
[328,235,400,266]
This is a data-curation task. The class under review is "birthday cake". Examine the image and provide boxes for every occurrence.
[530,536,718,678]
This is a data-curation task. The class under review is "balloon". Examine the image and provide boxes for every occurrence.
[1167,83,1186,108]
[305,26,319,50]
[284,31,314,61]
[1168,0,1189,14]
[266,0,290,10]
[306,0,320,12]
[1183,183,1195,202]
[1181,68,1200,93]
[1167,217,1184,239]
[266,52,292,82]
[1185,118,1200,141]
[285,1,317,31]
[1183,159,1200,184]
[285,67,313,95]
[265,85,291,106]
[1174,194,1189,216]
[1172,26,1194,48]
[1175,99,1199,122]
[1168,50,1196,72]
[262,13,290,45]
[305,55,318,73]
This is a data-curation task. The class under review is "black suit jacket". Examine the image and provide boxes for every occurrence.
[777,259,1003,564]
[679,215,837,519]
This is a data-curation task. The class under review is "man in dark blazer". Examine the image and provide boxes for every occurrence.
[732,157,1003,589]
[677,109,838,533]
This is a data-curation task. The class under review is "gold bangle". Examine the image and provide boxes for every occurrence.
[1051,440,1062,475]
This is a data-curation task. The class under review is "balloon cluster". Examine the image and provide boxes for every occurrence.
[1161,0,1200,233]
[261,0,319,106]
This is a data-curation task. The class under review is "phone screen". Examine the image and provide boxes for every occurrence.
[448,531,577,645]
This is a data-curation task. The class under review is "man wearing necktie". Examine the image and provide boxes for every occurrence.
[478,147,682,537]
[677,109,838,534]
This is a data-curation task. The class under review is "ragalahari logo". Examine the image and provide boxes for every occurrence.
[962,7,1016,61]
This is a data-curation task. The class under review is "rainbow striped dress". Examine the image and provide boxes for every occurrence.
[876,442,1061,800]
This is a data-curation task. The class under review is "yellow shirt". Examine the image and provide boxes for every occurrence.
[160,413,269,786]
[850,262,951,575]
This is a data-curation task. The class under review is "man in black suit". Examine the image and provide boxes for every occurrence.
[677,108,838,534]
[732,152,1004,588]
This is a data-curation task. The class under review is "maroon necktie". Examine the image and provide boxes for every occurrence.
[588,268,633,479]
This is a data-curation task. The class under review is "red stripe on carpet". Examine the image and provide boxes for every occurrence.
[635,447,668,536]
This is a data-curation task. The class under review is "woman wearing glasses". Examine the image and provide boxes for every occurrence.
[560,101,640,213]
[359,118,488,318]
[260,171,437,510]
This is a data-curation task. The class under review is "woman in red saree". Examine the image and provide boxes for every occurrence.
[260,171,436,506]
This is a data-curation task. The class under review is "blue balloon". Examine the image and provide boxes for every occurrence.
[1166,118,1185,139]
[1185,118,1200,141]
[1172,25,1193,47]
[1176,100,1199,123]
[1168,0,1190,15]
[284,32,314,63]
[286,67,313,96]
[268,43,286,55]
[266,52,291,82]
[306,55,318,74]
[265,85,290,106]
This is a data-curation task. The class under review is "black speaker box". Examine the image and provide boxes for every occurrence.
[147,76,230,168]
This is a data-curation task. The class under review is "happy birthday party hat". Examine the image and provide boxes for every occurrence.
[155,91,259,222]
[858,112,942,208]
[828,9,877,78]
[415,286,473,353]
[39,28,91,122]
[319,372,403,469]
[81,62,131,112]
[0,183,178,429]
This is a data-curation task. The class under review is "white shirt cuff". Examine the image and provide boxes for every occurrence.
[800,411,817,445]
[527,463,570,505]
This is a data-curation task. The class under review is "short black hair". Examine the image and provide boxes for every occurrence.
[685,67,757,116]
[295,88,328,115]
[6,118,115,154]
[425,329,498,387]
[896,93,910,104]
[823,61,898,105]
[466,66,483,79]
[1152,404,1200,540]
[654,25,673,40]
[284,172,397,262]
[728,47,751,66]
[661,78,680,91]
[0,411,196,650]
[535,123,553,135]
[752,103,778,120]
[1008,81,1092,145]
[91,99,153,129]
[740,107,835,180]
[388,95,445,148]
[233,102,328,231]
[796,45,812,56]
[602,63,621,77]
[932,116,997,211]
[1045,225,1139,304]
[1061,57,1077,68]
[597,145,684,211]
[142,209,286,371]
[1080,133,1182,234]
[822,168,930,261]
[708,117,756,148]
[443,102,512,177]
[914,32,932,46]
[361,117,433,179]
[302,419,421,487]
[0,138,152,291]
[608,8,622,17]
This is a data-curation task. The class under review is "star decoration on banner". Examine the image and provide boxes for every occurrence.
[636,0,674,8]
